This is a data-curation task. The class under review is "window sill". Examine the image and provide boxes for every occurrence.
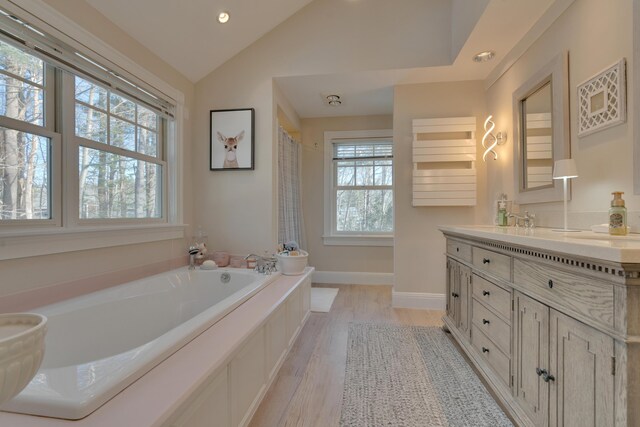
[322,235,393,247]
[0,224,186,261]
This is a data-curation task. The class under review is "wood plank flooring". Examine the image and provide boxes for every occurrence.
[248,284,445,427]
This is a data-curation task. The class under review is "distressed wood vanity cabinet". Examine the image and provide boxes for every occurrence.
[440,226,640,427]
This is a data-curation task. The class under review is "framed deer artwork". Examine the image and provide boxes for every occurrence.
[210,108,255,170]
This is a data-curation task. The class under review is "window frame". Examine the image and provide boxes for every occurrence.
[323,129,394,247]
[63,72,167,225]
[0,1,186,261]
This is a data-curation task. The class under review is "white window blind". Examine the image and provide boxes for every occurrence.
[0,8,175,119]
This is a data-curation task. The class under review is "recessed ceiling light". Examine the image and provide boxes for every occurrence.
[217,11,230,24]
[328,100,342,106]
[473,50,495,63]
[326,94,340,102]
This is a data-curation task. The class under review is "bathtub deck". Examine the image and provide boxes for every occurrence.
[0,271,312,427]
[248,284,444,427]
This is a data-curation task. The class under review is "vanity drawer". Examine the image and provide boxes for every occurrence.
[472,247,511,281]
[447,240,472,263]
[471,325,511,387]
[472,298,511,355]
[472,274,512,320]
[513,259,614,328]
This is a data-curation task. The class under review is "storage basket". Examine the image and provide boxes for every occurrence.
[276,250,308,276]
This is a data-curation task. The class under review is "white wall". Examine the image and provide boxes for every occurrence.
[0,1,195,300]
[393,81,488,294]
[485,0,636,230]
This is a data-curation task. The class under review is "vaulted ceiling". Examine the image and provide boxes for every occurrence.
[83,0,568,117]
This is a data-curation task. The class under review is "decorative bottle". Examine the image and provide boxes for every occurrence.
[609,192,627,236]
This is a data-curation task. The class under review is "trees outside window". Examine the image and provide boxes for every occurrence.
[0,40,166,225]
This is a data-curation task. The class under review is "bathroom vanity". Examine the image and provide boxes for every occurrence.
[440,226,640,427]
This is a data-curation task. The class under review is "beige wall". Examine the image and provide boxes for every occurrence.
[0,1,195,300]
[393,81,488,294]
[191,0,459,259]
[485,0,637,229]
[300,115,394,273]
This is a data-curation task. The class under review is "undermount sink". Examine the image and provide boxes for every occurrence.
[0,313,47,405]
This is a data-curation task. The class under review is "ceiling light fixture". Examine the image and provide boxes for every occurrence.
[326,94,342,106]
[217,11,230,24]
[473,50,495,63]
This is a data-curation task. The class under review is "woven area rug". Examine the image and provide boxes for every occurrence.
[340,323,513,427]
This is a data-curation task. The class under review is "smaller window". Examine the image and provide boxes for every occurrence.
[324,130,394,246]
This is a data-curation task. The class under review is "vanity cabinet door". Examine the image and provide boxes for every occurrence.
[514,291,549,426]
[458,263,471,338]
[446,258,459,324]
[549,310,615,427]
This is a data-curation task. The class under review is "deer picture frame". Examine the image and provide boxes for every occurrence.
[210,108,255,170]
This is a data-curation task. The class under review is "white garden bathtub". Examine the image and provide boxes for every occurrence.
[0,267,279,420]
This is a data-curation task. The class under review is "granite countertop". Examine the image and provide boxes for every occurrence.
[438,225,640,264]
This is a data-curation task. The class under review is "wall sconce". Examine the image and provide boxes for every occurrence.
[552,158,579,232]
[482,115,507,161]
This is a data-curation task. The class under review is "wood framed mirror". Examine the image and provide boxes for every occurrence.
[513,52,570,203]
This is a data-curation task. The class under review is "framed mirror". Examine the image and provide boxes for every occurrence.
[513,52,570,203]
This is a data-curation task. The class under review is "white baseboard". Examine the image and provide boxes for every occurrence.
[392,291,446,310]
[312,271,393,286]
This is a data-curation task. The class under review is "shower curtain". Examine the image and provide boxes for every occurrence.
[278,126,306,250]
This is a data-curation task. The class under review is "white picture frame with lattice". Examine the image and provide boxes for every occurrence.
[577,59,627,137]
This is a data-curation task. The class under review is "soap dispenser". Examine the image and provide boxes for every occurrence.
[609,192,628,236]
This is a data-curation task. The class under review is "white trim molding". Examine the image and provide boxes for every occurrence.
[312,271,393,286]
[392,291,446,310]
[0,224,186,261]
[322,235,393,247]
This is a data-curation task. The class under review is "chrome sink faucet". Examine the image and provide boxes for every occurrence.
[508,211,536,229]
[188,246,199,270]
[245,253,277,275]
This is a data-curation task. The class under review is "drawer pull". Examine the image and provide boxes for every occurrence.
[482,347,490,353]
[451,293,459,298]
[456,247,460,252]
[482,290,491,296]
[482,319,490,325]
[483,258,491,264]
[548,279,554,289]
[536,368,555,382]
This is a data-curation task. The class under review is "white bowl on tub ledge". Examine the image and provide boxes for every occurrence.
[0,313,46,405]
[277,250,309,275]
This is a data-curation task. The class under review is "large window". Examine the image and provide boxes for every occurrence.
[324,130,394,246]
[0,34,170,228]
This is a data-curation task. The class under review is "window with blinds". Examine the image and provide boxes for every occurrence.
[332,140,393,233]
[0,7,174,226]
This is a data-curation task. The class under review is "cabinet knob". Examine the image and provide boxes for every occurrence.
[548,280,554,289]
[482,347,490,353]
[482,319,490,325]
[536,368,555,382]
[451,293,459,298]
[456,247,460,252]
[482,290,490,296]
[483,258,491,264]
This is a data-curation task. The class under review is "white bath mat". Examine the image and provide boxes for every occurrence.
[311,287,339,312]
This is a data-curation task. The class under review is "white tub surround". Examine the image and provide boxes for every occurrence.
[440,225,640,426]
[0,268,312,426]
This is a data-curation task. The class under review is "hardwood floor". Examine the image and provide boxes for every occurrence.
[248,284,445,427]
